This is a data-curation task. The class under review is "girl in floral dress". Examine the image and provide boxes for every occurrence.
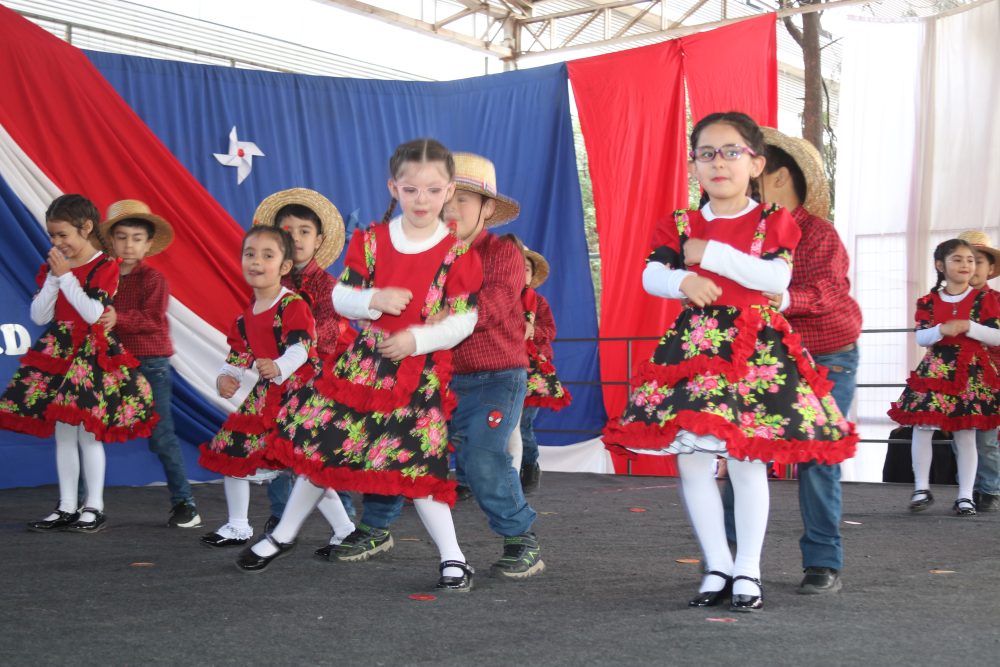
[603,112,857,612]
[199,225,321,548]
[888,238,1000,516]
[239,139,483,592]
[0,194,157,533]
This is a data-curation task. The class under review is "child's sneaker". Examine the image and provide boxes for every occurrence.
[330,524,394,562]
[489,532,545,580]
[167,502,202,528]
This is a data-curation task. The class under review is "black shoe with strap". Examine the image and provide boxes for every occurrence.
[66,508,107,533]
[27,508,80,533]
[236,533,296,573]
[909,489,934,512]
[953,498,977,516]
[436,560,474,592]
[729,576,764,612]
[688,570,733,607]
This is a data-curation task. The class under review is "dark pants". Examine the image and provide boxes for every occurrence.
[140,357,194,507]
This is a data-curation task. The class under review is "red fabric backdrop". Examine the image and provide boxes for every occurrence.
[569,14,778,475]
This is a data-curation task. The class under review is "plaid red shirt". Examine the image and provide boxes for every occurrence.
[783,206,862,355]
[113,261,174,358]
[452,230,529,374]
[282,259,356,362]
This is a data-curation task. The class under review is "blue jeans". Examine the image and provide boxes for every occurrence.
[451,369,535,536]
[725,346,858,570]
[520,406,541,467]
[356,494,405,530]
[140,357,194,507]
[974,428,1000,495]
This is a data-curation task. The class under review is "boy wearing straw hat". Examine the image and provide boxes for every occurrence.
[957,230,1000,512]
[751,129,862,594]
[97,200,201,528]
[441,153,544,579]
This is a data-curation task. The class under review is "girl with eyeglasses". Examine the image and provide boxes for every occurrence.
[604,111,858,612]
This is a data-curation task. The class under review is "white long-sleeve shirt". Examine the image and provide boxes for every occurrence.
[642,200,791,299]
[217,288,308,386]
[30,253,108,325]
[915,287,1000,347]
[332,217,477,356]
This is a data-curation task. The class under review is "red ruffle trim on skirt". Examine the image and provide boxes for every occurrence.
[603,409,857,466]
[44,404,159,443]
[197,443,283,478]
[887,407,1000,431]
[525,391,573,411]
[268,435,457,506]
[0,412,56,438]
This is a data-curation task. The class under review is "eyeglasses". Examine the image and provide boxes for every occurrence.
[689,144,757,163]
[394,182,450,199]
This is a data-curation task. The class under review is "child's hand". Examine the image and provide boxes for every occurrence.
[256,358,281,380]
[99,306,117,330]
[47,247,70,277]
[371,288,413,316]
[683,238,708,266]
[525,321,535,340]
[377,330,416,361]
[679,274,722,307]
[217,374,239,398]
[940,319,971,337]
[762,292,783,309]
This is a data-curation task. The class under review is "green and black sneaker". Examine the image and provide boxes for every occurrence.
[489,532,545,579]
[330,524,394,562]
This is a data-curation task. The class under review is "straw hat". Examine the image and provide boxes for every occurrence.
[98,200,175,256]
[253,188,345,269]
[761,127,831,219]
[958,230,1000,279]
[452,152,520,227]
[524,246,550,289]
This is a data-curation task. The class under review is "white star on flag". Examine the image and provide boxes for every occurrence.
[213,126,264,184]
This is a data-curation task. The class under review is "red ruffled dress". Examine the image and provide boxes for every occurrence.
[888,289,1000,430]
[522,288,571,411]
[270,222,482,506]
[603,204,858,464]
[0,254,157,441]
[283,259,356,365]
[199,290,318,478]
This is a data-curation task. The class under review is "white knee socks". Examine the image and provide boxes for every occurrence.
[953,429,978,501]
[317,489,356,544]
[413,497,465,578]
[220,476,252,539]
[52,422,105,522]
[677,452,733,593]
[911,428,934,491]
[251,476,324,556]
[727,458,769,596]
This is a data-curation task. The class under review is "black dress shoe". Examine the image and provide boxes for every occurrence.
[729,575,764,612]
[909,489,934,512]
[201,531,250,548]
[436,560,474,592]
[520,462,542,495]
[797,567,842,595]
[27,508,80,532]
[313,544,336,561]
[236,534,296,572]
[688,570,733,607]
[66,508,107,533]
[975,492,1000,512]
[953,498,977,516]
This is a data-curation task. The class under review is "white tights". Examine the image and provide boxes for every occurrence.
[52,421,105,520]
[677,451,769,596]
[912,428,978,500]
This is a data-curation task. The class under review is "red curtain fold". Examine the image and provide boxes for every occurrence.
[569,15,778,476]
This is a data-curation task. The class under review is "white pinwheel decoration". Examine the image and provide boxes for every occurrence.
[214,126,264,185]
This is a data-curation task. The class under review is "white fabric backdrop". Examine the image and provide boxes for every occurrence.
[838,0,1000,482]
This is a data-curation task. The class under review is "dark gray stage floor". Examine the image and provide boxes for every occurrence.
[2,473,999,666]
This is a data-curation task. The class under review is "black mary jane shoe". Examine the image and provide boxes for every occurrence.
[66,508,107,533]
[953,498,977,516]
[201,531,250,548]
[729,576,764,612]
[688,570,733,607]
[313,544,336,562]
[27,508,80,533]
[436,560,474,593]
[235,534,296,573]
[909,489,934,512]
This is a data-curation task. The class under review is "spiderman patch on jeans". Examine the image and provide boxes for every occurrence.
[487,410,503,428]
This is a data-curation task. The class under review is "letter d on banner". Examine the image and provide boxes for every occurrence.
[0,324,31,355]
